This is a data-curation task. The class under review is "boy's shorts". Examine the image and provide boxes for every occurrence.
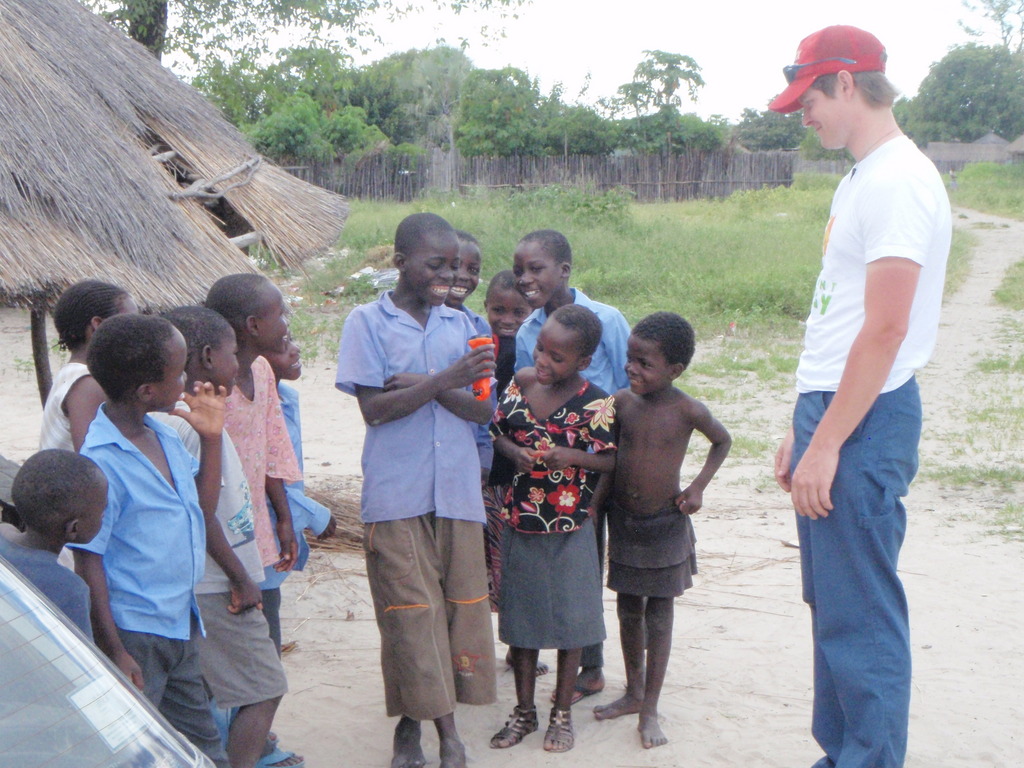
[195,592,288,709]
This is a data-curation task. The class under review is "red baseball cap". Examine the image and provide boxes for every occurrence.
[769,25,887,113]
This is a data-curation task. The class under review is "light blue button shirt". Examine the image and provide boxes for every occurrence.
[261,382,334,590]
[336,291,487,524]
[515,288,632,393]
[76,406,205,640]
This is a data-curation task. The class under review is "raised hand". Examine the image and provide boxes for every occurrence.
[174,381,227,441]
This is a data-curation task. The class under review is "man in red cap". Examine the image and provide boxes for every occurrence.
[771,25,951,768]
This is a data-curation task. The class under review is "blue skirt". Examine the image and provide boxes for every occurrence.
[497,516,606,650]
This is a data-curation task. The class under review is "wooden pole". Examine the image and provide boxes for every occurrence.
[30,302,52,407]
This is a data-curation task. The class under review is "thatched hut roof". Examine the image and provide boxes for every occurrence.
[1006,134,1024,155]
[0,0,348,310]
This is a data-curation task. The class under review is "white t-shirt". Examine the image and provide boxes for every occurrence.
[151,411,263,595]
[39,362,90,451]
[796,136,951,394]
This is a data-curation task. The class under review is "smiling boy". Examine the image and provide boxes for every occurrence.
[336,212,497,768]
[592,312,730,749]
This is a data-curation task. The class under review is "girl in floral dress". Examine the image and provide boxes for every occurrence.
[489,304,616,754]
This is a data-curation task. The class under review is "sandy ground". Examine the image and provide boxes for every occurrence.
[1,208,1022,767]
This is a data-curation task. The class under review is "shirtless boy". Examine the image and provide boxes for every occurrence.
[593,311,731,749]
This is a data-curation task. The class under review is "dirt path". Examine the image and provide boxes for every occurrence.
[919,209,1024,479]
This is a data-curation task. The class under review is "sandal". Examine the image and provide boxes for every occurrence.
[543,707,574,753]
[255,746,304,768]
[489,705,539,749]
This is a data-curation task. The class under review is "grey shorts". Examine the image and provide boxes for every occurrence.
[195,592,288,709]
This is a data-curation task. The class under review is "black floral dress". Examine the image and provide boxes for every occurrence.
[491,378,616,534]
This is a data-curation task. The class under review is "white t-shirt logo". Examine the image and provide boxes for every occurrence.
[811,278,836,316]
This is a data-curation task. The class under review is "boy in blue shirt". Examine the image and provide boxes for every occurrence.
[512,228,631,698]
[72,313,229,768]
[336,212,497,768]
[0,449,107,638]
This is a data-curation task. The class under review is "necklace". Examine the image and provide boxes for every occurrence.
[858,127,902,161]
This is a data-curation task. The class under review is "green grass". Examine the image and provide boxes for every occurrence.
[923,464,1024,490]
[976,354,1024,374]
[291,176,839,340]
[950,163,1024,220]
[995,258,1024,309]
[723,433,778,460]
[994,503,1024,541]
[945,228,975,300]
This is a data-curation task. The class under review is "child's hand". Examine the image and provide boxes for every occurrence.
[113,648,145,690]
[317,516,337,541]
[383,372,430,391]
[512,446,538,474]
[675,485,704,515]
[441,343,495,390]
[535,446,578,472]
[174,381,226,440]
[228,575,263,614]
[273,519,298,572]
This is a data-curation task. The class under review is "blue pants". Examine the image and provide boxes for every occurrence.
[791,378,920,768]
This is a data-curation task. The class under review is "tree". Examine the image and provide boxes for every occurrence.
[194,45,356,127]
[540,103,619,156]
[455,67,544,156]
[192,55,280,126]
[902,43,1024,142]
[402,46,475,150]
[347,51,422,146]
[619,108,725,155]
[961,0,1024,54]
[322,106,389,154]
[733,108,806,151]
[611,50,705,116]
[247,93,333,162]
[85,0,526,63]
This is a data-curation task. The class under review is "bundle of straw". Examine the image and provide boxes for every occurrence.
[305,486,364,554]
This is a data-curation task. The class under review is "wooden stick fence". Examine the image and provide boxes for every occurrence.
[284,149,798,202]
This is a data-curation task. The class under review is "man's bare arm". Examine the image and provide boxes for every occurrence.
[789,257,921,518]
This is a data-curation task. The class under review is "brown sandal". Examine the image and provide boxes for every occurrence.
[543,707,575,752]
[490,705,539,749]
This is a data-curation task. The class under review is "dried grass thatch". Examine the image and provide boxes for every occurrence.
[0,0,348,310]
[305,485,364,554]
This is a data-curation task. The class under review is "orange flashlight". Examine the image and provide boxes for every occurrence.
[468,335,493,400]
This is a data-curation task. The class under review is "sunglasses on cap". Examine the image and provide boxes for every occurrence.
[783,57,856,84]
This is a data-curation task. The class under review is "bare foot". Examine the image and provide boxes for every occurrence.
[639,712,668,749]
[439,734,466,768]
[391,716,426,768]
[593,694,643,721]
[575,666,605,695]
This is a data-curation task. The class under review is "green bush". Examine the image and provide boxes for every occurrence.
[506,185,635,227]
[322,105,388,155]
[247,93,332,162]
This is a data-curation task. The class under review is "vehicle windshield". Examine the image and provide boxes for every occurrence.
[0,557,212,767]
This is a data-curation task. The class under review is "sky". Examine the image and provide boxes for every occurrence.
[346,0,998,122]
